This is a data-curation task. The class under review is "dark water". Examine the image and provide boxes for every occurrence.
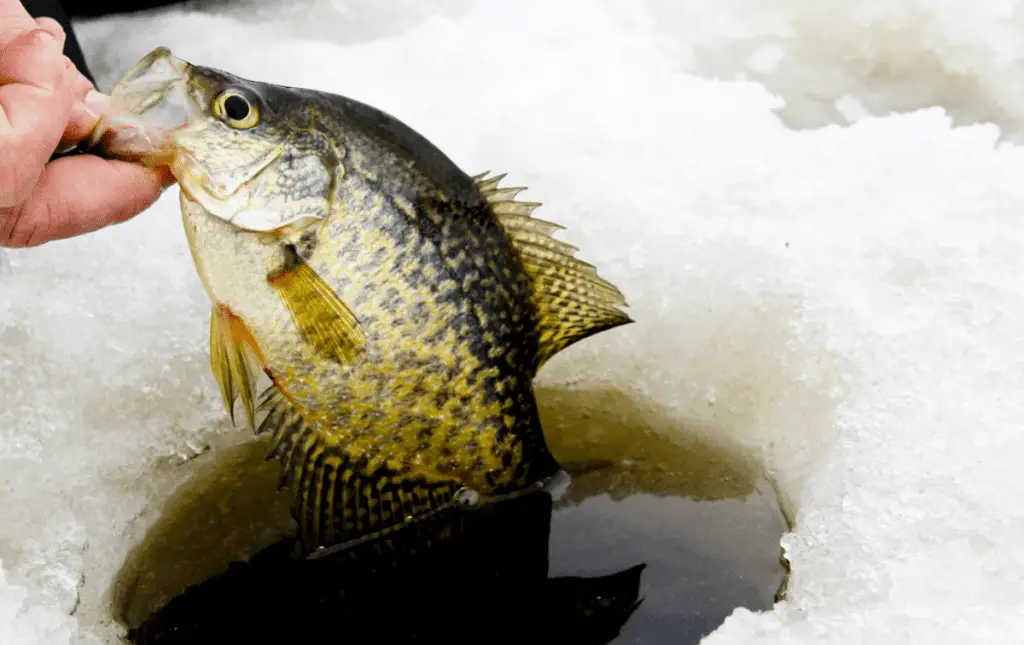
[111,386,789,644]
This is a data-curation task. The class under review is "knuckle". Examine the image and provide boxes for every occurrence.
[7,198,54,247]
[0,173,33,208]
[2,31,68,92]
[21,29,60,57]
[0,207,29,247]
[0,211,16,246]
[0,153,36,193]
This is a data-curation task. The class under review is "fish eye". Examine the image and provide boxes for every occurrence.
[213,90,259,129]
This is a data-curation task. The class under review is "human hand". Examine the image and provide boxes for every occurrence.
[0,0,173,248]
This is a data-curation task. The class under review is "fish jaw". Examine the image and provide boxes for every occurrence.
[173,143,327,233]
[171,140,303,232]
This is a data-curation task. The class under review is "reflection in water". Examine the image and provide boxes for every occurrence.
[111,386,789,645]
[127,491,646,645]
[537,385,759,504]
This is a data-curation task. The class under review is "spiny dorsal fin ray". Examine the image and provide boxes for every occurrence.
[209,305,264,429]
[474,171,633,370]
[497,213,564,237]
[255,385,461,552]
[491,201,542,218]
[514,234,580,258]
[471,171,507,192]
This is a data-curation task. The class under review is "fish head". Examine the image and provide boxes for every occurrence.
[92,47,336,234]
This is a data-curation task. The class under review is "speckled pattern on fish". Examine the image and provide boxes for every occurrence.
[90,47,633,554]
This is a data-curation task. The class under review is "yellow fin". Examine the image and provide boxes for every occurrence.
[209,305,264,429]
[255,386,462,552]
[474,171,633,369]
[267,246,366,364]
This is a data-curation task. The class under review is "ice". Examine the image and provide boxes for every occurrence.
[3,0,1024,642]
[0,564,76,645]
[606,0,1024,139]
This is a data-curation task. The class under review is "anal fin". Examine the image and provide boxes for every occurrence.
[474,171,633,370]
[256,386,462,554]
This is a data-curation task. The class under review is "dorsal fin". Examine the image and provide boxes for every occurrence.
[472,171,633,370]
[254,385,462,553]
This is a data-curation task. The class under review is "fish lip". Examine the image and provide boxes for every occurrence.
[113,46,191,91]
[84,47,199,160]
[107,46,195,120]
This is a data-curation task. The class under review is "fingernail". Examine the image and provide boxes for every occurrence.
[32,28,65,51]
[34,28,58,44]
[35,17,65,40]
[84,90,112,115]
[53,141,79,154]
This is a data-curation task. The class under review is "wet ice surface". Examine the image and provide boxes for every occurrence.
[112,389,787,645]
[5,0,1024,643]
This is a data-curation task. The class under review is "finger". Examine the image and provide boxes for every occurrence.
[0,0,38,47]
[63,64,102,147]
[0,156,172,247]
[63,96,103,148]
[0,28,73,205]
[46,51,103,152]
[0,27,69,107]
[33,17,65,41]
[65,57,95,96]
[55,91,112,155]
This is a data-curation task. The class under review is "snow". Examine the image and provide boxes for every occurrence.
[3,0,1024,642]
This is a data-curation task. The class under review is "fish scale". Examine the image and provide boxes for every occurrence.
[87,47,633,556]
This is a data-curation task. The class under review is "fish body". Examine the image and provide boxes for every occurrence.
[90,48,632,553]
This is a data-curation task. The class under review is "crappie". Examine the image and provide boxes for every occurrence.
[89,48,632,553]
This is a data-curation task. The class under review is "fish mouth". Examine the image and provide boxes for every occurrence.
[87,48,321,234]
[85,47,199,164]
[86,48,299,232]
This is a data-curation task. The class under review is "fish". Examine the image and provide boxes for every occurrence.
[86,47,633,555]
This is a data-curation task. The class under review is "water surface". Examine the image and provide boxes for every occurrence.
[112,385,789,644]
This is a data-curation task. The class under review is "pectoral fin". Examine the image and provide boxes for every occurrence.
[267,245,366,364]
